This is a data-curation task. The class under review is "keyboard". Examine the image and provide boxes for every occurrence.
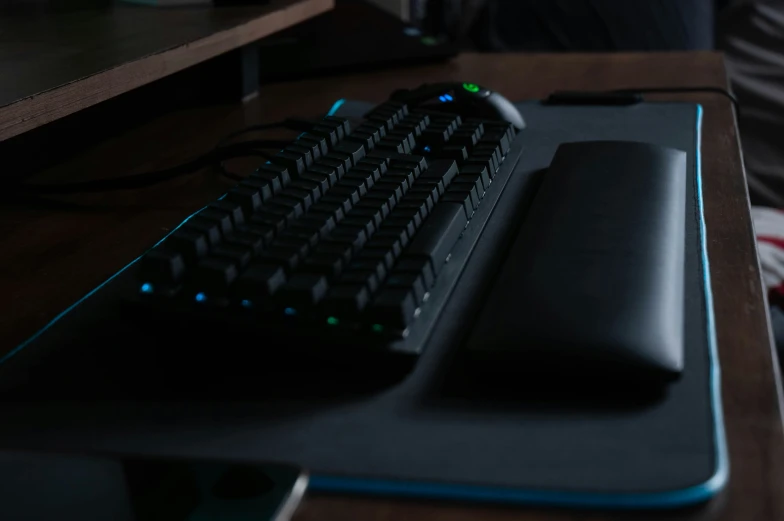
[129,101,521,361]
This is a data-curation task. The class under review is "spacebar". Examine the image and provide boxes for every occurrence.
[405,202,468,276]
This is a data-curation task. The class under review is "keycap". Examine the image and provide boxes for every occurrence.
[240,223,276,246]
[279,187,313,211]
[273,235,310,258]
[329,185,362,204]
[183,217,222,247]
[387,273,427,304]
[442,190,476,219]
[292,176,328,198]
[290,179,322,202]
[346,131,375,151]
[208,201,245,227]
[296,136,327,159]
[259,245,302,272]
[387,168,416,188]
[323,152,352,174]
[349,258,388,284]
[353,125,384,145]
[342,216,376,238]
[309,202,346,222]
[225,231,266,255]
[267,196,304,219]
[317,239,355,263]
[195,208,234,238]
[302,253,344,278]
[457,164,491,191]
[339,176,369,196]
[312,160,344,180]
[333,140,366,165]
[324,285,371,314]
[440,145,468,162]
[340,269,380,293]
[371,289,418,330]
[310,125,340,146]
[251,209,292,233]
[247,171,282,195]
[394,256,435,290]
[406,202,467,276]
[138,248,185,286]
[293,215,335,238]
[233,263,287,301]
[211,243,253,268]
[192,257,239,296]
[239,179,273,204]
[420,159,458,187]
[258,162,292,187]
[225,186,264,216]
[278,273,330,307]
[272,150,306,175]
[322,116,351,137]
[376,139,407,154]
[331,226,367,252]
[278,227,320,248]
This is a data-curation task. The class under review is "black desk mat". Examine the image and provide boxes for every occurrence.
[0,102,726,509]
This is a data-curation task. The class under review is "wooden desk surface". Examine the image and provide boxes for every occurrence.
[0,0,333,141]
[2,52,783,520]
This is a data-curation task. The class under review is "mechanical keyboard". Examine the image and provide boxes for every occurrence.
[129,101,521,362]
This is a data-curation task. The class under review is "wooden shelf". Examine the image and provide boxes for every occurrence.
[0,0,333,141]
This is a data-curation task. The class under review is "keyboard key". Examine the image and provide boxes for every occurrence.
[324,284,371,314]
[259,245,302,272]
[208,200,245,227]
[457,164,491,191]
[316,240,354,264]
[323,152,353,174]
[371,289,418,330]
[302,253,344,278]
[267,196,305,219]
[279,188,313,211]
[225,186,264,217]
[333,140,366,165]
[442,190,476,219]
[331,226,367,252]
[299,173,331,195]
[312,160,345,180]
[225,231,266,255]
[387,272,427,304]
[310,125,340,147]
[340,269,380,293]
[420,159,458,187]
[346,131,375,151]
[279,273,330,307]
[239,179,274,204]
[394,256,435,290]
[354,125,384,145]
[192,257,239,297]
[211,243,253,268]
[233,263,287,300]
[196,208,234,238]
[293,215,335,238]
[296,136,326,160]
[322,116,351,137]
[138,248,186,286]
[239,223,276,246]
[440,145,468,162]
[406,202,468,276]
[310,201,346,222]
[247,172,282,196]
[344,171,375,192]
[258,163,291,188]
[183,217,222,247]
[290,179,323,202]
[272,150,306,175]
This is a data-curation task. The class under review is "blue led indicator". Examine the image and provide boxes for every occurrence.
[403,27,421,37]
[241,299,253,308]
[140,283,154,294]
[423,146,431,152]
[438,96,447,102]
[195,292,207,303]
[444,94,453,101]
[284,307,297,316]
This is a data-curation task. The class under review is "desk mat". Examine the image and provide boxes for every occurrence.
[0,101,726,509]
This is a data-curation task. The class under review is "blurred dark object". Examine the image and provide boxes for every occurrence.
[257,0,457,81]
[464,0,715,51]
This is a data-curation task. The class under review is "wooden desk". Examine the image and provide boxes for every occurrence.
[2,52,783,520]
[0,0,333,141]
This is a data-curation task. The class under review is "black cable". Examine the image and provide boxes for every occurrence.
[16,143,271,194]
[14,119,315,195]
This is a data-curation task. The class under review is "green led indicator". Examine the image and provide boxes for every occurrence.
[462,83,480,93]
[372,324,384,333]
[327,316,339,326]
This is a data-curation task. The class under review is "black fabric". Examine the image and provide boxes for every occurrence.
[469,0,715,51]
[0,102,720,500]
